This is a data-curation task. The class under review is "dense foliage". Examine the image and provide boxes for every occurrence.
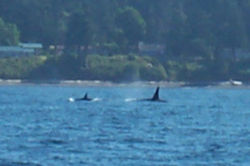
[0,18,19,45]
[0,56,46,79]
[0,54,167,81]
[1,1,250,81]
[1,0,250,58]
[1,54,250,82]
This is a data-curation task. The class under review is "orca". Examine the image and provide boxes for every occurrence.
[75,93,93,101]
[138,86,166,102]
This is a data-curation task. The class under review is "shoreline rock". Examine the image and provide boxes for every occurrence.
[0,78,249,88]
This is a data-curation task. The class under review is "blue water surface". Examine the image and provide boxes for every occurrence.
[0,85,249,166]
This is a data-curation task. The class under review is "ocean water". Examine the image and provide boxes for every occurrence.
[0,85,249,166]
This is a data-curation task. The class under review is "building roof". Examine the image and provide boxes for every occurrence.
[19,43,43,49]
[0,46,34,53]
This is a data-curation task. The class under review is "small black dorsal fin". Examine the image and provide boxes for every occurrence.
[152,87,160,100]
[83,93,88,99]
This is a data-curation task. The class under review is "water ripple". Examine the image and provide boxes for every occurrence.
[0,86,249,165]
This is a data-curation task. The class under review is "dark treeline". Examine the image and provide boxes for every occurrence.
[1,0,250,58]
[1,0,250,82]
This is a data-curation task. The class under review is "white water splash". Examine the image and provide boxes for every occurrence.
[92,98,101,102]
[125,98,137,102]
[68,97,75,102]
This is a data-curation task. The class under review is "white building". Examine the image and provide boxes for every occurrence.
[0,46,34,57]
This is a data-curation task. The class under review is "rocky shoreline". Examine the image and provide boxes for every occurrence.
[0,79,249,89]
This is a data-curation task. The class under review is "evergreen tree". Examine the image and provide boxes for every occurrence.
[0,17,19,45]
[115,6,146,51]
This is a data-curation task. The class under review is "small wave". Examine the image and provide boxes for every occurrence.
[40,139,66,145]
[0,159,41,166]
[209,104,223,109]
[207,143,223,152]
[123,137,145,144]
[125,98,137,102]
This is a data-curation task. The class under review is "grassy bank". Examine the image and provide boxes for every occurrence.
[1,54,250,82]
[0,54,167,81]
[83,55,167,81]
[164,58,250,82]
[0,56,47,79]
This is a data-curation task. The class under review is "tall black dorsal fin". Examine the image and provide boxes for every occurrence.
[152,87,160,100]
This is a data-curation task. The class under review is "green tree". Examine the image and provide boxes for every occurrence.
[66,12,93,48]
[115,6,146,51]
[165,1,188,58]
[0,17,19,45]
[1,0,250,60]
